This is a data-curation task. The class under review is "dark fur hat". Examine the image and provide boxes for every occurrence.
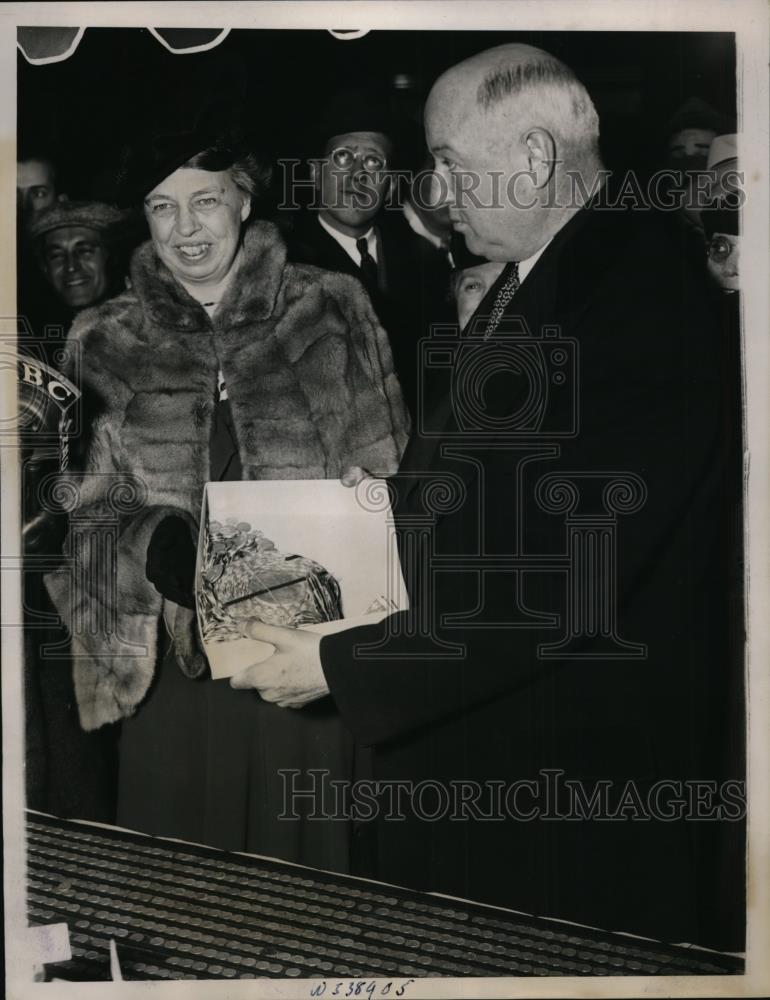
[115,99,252,206]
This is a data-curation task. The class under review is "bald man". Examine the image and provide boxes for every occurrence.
[231,46,743,950]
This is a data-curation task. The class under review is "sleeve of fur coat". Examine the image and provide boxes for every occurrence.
[44,503,198,730]
[283,267,410,476]
[43,301,200,730]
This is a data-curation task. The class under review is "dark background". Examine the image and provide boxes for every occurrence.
[18,27,736,201]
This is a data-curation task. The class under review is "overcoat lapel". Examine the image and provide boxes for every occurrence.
[398,223,562,509]
[398,199,631,514]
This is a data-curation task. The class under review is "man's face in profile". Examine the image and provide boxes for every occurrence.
[425,78,542,263]
[42,225,108,310]
[18,159,57,224]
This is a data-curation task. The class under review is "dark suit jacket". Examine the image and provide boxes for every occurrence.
[321,198,744,950]
[286,210,450,417]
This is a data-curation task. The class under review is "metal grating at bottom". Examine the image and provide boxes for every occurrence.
[26,812,744,981]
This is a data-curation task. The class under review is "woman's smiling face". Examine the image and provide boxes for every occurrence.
[144,167,251,286]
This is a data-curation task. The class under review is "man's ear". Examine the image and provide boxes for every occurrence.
[310,159,320,187]
[240,194,252,223]
[524,128,557,189]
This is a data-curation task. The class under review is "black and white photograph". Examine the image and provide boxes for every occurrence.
[3,2,769,997]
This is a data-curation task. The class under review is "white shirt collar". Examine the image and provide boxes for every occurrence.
[517,238,552,284]
[318,214,378,266]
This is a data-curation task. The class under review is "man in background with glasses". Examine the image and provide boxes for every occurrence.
[287,89,449,417]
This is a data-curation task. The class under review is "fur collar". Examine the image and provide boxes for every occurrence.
[130,218,288,332]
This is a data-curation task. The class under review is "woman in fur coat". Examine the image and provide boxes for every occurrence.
[45,135,409,871]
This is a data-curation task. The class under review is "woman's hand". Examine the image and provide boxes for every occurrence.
[230,622,329,708]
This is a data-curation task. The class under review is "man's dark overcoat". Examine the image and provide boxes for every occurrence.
[322,196,745,950]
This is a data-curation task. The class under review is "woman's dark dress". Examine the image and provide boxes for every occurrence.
[116,393,354,872]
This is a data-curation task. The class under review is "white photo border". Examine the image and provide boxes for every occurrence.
[2,2,768,998]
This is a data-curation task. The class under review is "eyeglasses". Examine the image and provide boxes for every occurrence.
[706,236,736,263]
[328,146,388,174]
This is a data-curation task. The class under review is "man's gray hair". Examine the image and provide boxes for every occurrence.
[477,55,601,167]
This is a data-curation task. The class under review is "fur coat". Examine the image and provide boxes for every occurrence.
[45,219,409,731]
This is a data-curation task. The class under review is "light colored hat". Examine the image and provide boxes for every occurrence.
[707,134,738,171]
[29,200,126,242]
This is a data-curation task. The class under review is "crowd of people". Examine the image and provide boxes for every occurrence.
[18,41,744,953]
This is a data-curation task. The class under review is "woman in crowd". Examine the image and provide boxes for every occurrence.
[45,125,409,871]
[447,234,505,334]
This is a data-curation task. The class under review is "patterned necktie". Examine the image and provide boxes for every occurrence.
[483,261,521,338]
[356,236,379,292]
